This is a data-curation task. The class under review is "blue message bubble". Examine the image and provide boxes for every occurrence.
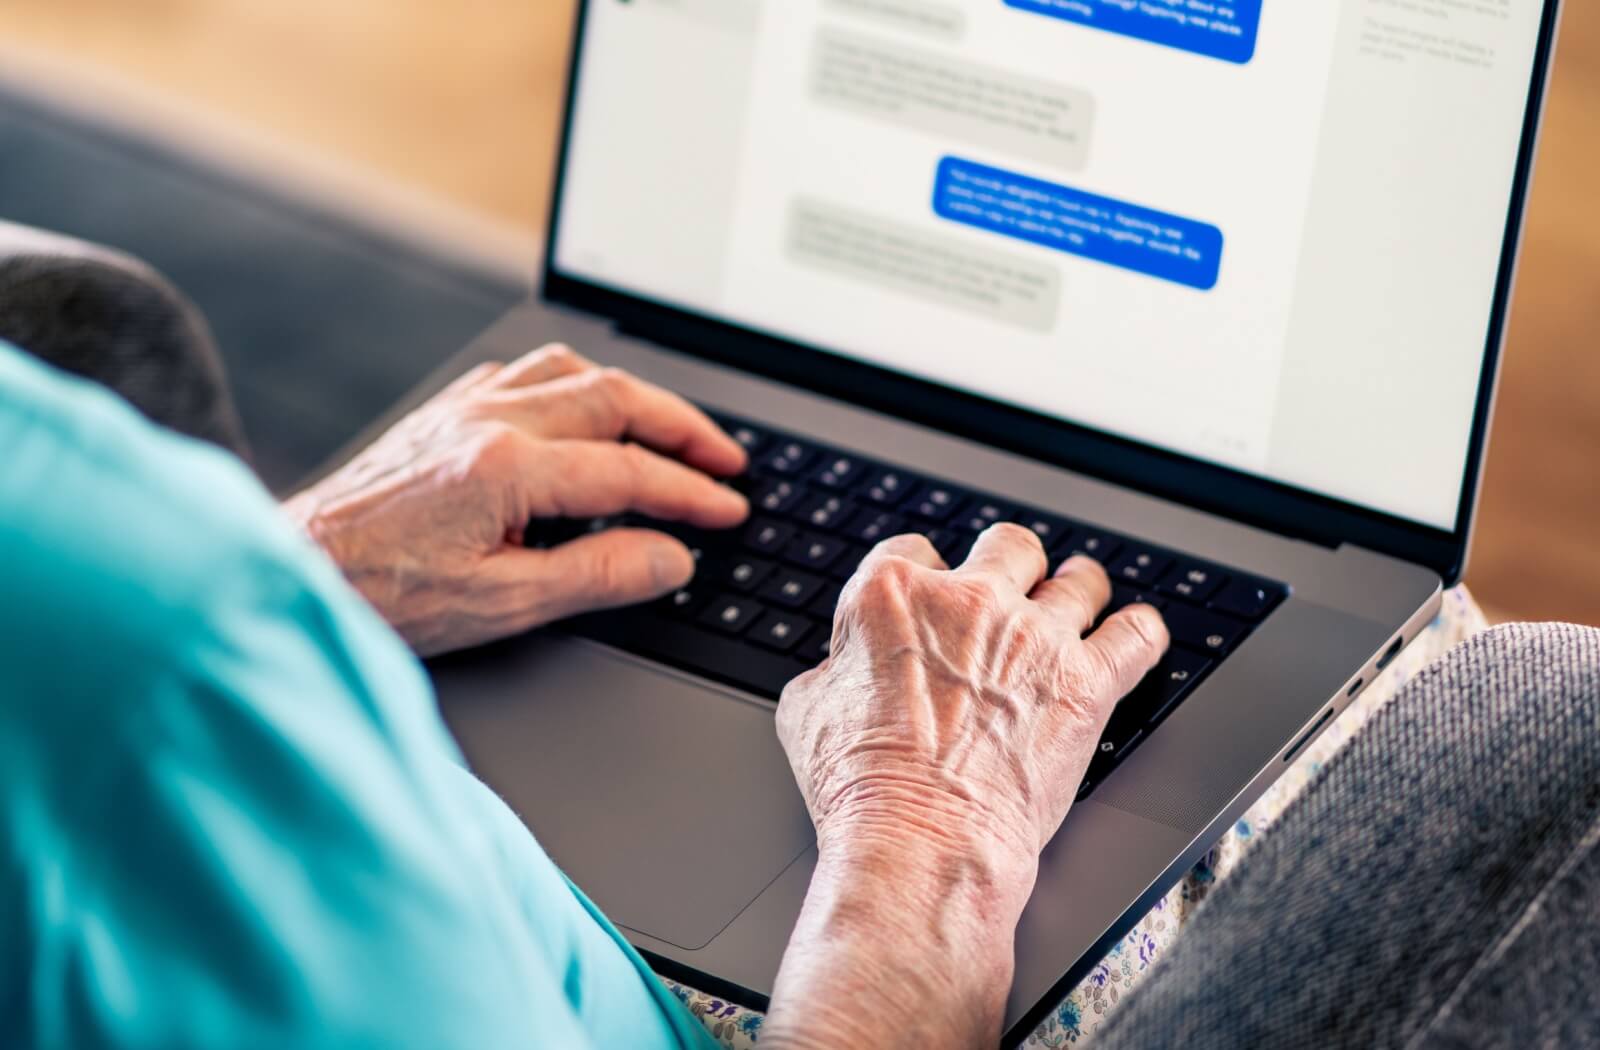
[1003,0,1261,65]
[932,156,1224,290]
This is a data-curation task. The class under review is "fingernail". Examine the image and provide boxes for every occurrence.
[653,544,695,590]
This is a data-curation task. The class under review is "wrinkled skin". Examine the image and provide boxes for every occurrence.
[284,344,749,656]
[766,527,1168,1050]
[779,528,1166,866]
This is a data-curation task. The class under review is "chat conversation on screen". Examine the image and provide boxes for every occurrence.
[823,0,967,41]
[788,197,1062,331]
[1004,0,1262,65]
[932,156,1224,290]
[811,27,1096,171]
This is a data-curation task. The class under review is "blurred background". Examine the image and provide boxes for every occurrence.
[0,0,1595,624]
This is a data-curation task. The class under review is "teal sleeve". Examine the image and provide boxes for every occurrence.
[0,346,716,1050]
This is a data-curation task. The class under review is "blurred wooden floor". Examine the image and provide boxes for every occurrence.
[2,0,1596,624]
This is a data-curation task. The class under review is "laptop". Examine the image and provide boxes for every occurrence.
[428,0,1565,1042]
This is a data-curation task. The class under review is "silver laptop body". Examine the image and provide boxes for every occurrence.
[428,1,1565,1041]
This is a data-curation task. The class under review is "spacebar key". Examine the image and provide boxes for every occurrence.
[568,612,810,699]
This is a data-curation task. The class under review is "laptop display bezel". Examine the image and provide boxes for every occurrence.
[540,0,1566,585]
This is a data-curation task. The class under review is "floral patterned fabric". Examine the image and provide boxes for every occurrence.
[664,587,1490,1049]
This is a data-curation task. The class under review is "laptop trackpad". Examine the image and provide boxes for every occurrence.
[433,635,816,951]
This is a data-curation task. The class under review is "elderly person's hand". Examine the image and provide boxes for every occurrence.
[763,526,1168,1050]
[283,345,748,656]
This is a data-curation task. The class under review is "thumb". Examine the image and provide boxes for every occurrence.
[492,527,696,630]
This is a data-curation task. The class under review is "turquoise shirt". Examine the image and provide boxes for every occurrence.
[0,345,718,1049]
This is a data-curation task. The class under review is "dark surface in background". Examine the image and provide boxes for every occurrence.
[0,87,525,491]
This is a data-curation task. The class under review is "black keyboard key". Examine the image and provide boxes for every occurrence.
[760,569,826,609]
[1133,649,1213,725]
[859,469,920,506]
[1101,698,1146,756]
[752,479,805,515]
[1211,577,1282,621]
[846,509,904,545]
[724,422,769,457]
[1084,740,1120,792]
[684,537,716,571]
[728,471,762,500]
[784,534,847,572]
[749,611,816,654]
[808,581,844,620]
[1161,604,1250,656]
[1019,512,1071,548]
[698,595,764,634]
[659,587,710,619]
[827,544,870,581]
[813,454,867,490]
[1109,548,1173,586]
[1158,563,1226,604]
[612,516,719,567]
[721,555,775,593]
[762,440,816,476]
[794,494,857,532]
[956,500,1014,533]
[1065,531,1122,563]
[575,611,809,697]
[744,518,796,555]
[1108,585,1169,615]
[906,484,965,522]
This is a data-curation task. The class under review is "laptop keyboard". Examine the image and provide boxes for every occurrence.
[528,412,1287,800]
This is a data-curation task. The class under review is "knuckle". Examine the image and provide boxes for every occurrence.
[1122,606,1169,654]
[582,367,631,430]
[853,555,916,605]
[469,423,529,473]
[539,343,580,367]
[990,521,1042,551]
[595,366,632,399]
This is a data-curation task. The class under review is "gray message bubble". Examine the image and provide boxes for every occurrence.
[810,27,1095,172]
[788,197,1061,332]
[823,0,967,41]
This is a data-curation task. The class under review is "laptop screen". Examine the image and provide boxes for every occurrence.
[550,0,1549,530]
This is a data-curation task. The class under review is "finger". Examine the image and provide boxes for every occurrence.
[498,367,747,476]
[1031,555,1113,634]
[957,523,1048,593]
[490,343,595,388]
[1082,604,1170,708]
[858,532,948,573]
[490,528,695,627]
[530,441,748,527]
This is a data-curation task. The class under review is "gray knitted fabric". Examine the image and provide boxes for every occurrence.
[0,220,248,457]
[1094,623,1600,1049]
